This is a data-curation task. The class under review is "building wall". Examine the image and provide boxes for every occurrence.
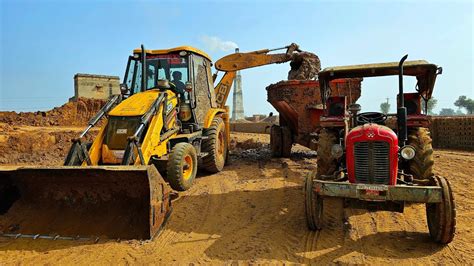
[73,74,120,101]
[430,116,474,151]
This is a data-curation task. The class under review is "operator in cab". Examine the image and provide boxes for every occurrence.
[171,71,186,95]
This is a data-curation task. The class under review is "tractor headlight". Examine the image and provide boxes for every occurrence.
[331,144,344,159]
[400,145,416,160]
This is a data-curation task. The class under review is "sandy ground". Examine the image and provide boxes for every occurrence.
[0,129,473,265]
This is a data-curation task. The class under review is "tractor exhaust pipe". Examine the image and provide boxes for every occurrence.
[397,54,408,146]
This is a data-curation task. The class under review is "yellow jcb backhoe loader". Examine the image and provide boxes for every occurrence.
[0,43,301,241]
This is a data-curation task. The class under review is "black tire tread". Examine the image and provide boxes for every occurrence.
[202,117,226,173]
[317,129,338,179]
[426,176,456,244]
[407,127,434,180]
[167,142,197,191]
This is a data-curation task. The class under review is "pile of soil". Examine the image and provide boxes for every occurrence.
[0,127,97,165]
[288,51,321,80]
[0,98,107,127]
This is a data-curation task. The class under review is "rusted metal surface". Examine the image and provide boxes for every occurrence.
[0,165,171,240]
[266,79,362,149]
[313,180,443,203]
[318,60,439,101]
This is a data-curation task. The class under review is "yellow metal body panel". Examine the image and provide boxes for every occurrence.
[215,50,292,72]
[133,46,211,61]
[214,71,236,108]
[84,119,108,166]
[109,90,161,116]
[222,106,231,150]
[203,108,227,129]
[90,90,179,165]
[138,98,179,165]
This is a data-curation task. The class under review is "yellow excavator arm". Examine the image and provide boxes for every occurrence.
[213,43,301,108]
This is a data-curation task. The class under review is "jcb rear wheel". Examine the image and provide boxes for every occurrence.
[304,171,323,230]
[317,129,338,180]
[202,117,227,173]
[426,176,456,244]
[407,127,434,180]
[167,143,197,191]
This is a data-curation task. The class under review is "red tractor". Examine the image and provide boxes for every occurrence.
[304,55,456,244]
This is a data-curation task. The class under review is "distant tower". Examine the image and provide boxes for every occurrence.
[232,48,245,121]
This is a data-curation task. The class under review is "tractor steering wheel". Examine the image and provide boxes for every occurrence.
[357,112,387,124]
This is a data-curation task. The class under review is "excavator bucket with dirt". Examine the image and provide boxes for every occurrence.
[0,165,172,241]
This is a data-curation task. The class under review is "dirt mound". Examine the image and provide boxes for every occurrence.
[0,128,96,165]
[288,51,321,80]
[0,98,106,127]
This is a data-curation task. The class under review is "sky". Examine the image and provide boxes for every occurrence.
[1,0,473,115]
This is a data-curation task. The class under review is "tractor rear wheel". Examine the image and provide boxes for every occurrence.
[426,176,456,244]
[167,142,198,191]
[304,171,323,230]
[316,128,338,180]
[270,125,282,157]
[407,127,434,180]
[202,117,227,173]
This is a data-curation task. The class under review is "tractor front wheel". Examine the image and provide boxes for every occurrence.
[304,171,323,230]
[426,176,456,244]
[167,143,198,191]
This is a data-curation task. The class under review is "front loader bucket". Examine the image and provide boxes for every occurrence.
[0,165,171,240]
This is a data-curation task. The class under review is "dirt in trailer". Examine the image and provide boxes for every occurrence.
[288,51,321,80]
[0,128,473,264]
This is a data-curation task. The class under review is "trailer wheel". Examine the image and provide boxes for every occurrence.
[304,171,323,230]
[281,126,292,158]
[426,176,456,244]
[202,117,227,173]
[316,129,338,179]
[407,127,434,180]
[167,143,198,191]
[270,125,282,157]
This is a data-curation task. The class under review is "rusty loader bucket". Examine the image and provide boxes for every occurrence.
[0,165,171,241]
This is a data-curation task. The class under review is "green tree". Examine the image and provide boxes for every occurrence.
[380,101,390,114]
[421,98,438,115]
[439,108,455,116]
[454,95,474,114]
[455,109,465,115]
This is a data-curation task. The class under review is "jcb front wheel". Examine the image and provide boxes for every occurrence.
[202,117,227,173]
[167,143,198,191]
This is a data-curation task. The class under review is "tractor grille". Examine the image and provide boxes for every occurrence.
[354,141,390,184]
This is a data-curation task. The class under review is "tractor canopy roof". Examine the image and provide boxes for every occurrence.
[133,46,212,62]
[318,60,441,99]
